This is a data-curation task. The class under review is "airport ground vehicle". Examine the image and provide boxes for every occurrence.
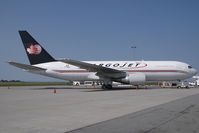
[176,81,189,88]
[159,81,190,88]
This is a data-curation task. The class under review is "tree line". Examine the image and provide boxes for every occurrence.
[0,80,22,82]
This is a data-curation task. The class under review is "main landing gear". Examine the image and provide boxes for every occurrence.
[102,79,112,89]
[102,84,112,89]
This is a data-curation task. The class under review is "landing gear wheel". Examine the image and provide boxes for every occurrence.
[106,84,112,89]
[102,84,112,89]
[102,84,106,89]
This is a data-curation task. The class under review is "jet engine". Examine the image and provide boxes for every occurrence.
[120,73,146,85]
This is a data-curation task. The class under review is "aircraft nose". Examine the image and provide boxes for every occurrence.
[192,68,197,76]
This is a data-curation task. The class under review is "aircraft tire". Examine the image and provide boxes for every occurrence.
[102,84,112,89]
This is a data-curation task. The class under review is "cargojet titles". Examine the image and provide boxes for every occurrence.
[95,62,147,68]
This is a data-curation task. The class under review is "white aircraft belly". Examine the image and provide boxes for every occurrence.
[44,69,188,82]
[145,72,187,81]
[45,69,91,81]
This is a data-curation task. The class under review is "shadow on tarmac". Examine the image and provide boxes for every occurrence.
[83,86,150,92]
[31,86,151,92]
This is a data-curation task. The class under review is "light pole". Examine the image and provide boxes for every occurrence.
[131,46,136,60]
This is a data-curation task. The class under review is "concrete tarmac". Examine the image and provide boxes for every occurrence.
[68,92,199,133]
[0,86,199,133]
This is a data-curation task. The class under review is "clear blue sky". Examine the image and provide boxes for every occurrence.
[0,0,199,81]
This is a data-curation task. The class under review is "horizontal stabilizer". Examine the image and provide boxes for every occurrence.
[8,62,46,71]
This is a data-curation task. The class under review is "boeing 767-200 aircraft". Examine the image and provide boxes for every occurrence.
[8,31,197,89]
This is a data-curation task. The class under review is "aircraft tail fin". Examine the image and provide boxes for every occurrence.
[18,31,56,65]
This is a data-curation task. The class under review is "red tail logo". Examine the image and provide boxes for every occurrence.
[27,44,42,55]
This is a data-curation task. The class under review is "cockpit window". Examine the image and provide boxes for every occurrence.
[188,66,192,69]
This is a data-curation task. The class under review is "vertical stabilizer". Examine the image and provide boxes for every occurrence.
[18,31,55,65]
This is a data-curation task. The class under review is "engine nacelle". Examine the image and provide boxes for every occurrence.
[121,73,146,85]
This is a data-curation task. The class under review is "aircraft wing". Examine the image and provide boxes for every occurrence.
[58,59,126,79]
[8,62,46,71]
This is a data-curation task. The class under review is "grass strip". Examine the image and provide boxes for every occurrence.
[0,82,72,86]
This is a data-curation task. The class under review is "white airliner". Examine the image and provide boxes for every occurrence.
[9,31,197,89]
